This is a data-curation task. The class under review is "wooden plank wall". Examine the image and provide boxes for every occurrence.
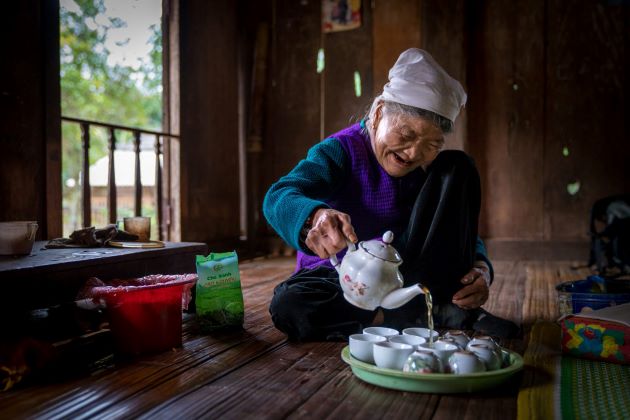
[259,0,374,241]
[0,1,61,239]
[421,0,468,151]
[544,0,629,240]
[0,0,626,249]
[178,0,240,244]
[372,0,422,96]
[264,0,322,196]
[467,0,628,242]
[322,2,374,135]
[254,0,629,248]
[467,0,546,239]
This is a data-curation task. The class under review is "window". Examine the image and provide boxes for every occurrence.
[59,0,167,239]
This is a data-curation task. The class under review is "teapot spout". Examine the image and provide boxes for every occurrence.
[381,284,425,309]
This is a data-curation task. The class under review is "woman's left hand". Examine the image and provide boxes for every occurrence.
[451,265,490,309]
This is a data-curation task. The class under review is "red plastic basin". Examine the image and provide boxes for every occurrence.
[93,274,196,356]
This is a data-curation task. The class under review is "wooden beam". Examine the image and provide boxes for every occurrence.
[163,0,180,241]
[81,123,91,227]
[107,128,117,224]
[155,135,164,241]
[133,131,142,216]
[44,0,62,239]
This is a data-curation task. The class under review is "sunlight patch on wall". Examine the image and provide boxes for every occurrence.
[567,181,581,196]
[317,48,325,73]
[354,71,362,97]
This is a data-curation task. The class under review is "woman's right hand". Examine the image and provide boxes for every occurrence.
[304,208,358,259]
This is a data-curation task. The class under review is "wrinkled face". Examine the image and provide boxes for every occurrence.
[370,106,445,177]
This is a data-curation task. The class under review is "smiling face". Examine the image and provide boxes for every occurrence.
[370,104,445,177]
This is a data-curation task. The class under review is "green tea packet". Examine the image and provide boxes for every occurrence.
[195,251,244,332]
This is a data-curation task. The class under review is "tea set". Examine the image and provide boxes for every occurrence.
[349,327,508,374]
[336,231,511,375]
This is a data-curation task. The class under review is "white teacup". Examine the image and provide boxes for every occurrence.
[402,327,439,341]
[467,343,502,371]
[349,333,386,364]
[466,335,499,351]
[373,342,414,370]
[363,326,400,340]
[439,337,461,349]
[417,340,458,370]
[448,350,486,374]
[404,350,443,373]
[389,334,426,348]
[443,330,470,350]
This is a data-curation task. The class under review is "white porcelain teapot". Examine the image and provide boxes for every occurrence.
[330,231,425,310]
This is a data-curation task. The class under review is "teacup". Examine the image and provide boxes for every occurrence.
[403,350,443,373]
[402,327,439,341]
[389,334,426,348]
[467,343,502,371]
[417,340,458,371]
[466,335,499,351]
[443,330,470,350]
[439,337,461,349]
[123,216,151,241]
[349,333,386,364]
[373,341,414,370]
[363,326,400,340]
[448,350,486,374]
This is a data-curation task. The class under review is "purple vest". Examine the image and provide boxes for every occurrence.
[296,123,425,270]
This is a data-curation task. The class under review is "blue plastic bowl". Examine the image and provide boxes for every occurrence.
[556,276,630,316]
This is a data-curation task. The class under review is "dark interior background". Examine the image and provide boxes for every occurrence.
[1,0,628,259]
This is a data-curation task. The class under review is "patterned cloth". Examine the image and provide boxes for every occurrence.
[518,321,630,420]
[561,318,629,363]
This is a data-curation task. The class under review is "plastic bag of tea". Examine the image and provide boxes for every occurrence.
[195,251,244,332]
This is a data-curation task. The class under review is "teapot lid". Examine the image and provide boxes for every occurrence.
[359,231,402,263]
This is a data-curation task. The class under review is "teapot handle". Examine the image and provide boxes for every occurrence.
[329,239,356,268]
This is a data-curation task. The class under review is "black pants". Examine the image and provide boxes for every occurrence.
[270,151,483,341]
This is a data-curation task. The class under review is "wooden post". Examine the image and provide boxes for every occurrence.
[81,122,91,227]
[155,135,163,241]
[44,0,62,239]
[134,130,142,216]
[107,128,117,224]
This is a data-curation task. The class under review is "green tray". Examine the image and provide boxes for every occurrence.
[341,346,523,393]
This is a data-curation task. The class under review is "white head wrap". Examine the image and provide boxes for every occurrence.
[381,48,467,122]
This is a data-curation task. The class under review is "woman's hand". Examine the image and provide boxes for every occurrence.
[451,263,491,309]
[304,208,358,259]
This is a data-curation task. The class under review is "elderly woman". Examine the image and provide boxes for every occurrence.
[263,49,519,341]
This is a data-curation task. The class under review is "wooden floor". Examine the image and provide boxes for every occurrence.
[0,255,591,419]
